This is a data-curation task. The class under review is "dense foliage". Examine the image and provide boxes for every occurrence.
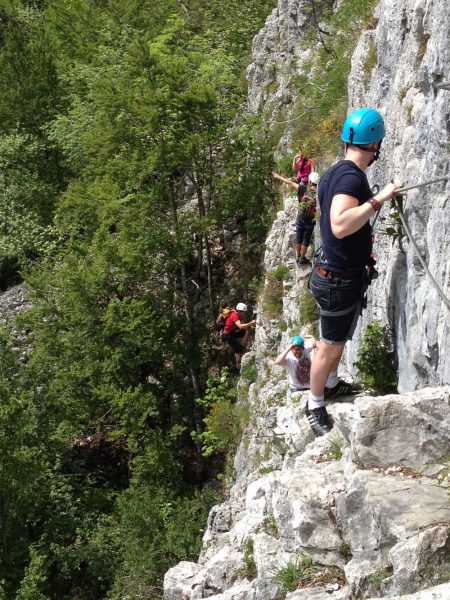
[0,1,277,598]
[354,320,398,393]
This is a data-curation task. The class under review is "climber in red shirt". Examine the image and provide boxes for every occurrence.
[221,302,256,371]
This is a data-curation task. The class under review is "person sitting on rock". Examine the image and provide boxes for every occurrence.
[221,302,256,371]
[274,335,318,392]
[272,171,319,265]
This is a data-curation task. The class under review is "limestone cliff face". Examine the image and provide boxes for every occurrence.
[246,0,317,117]
[345,0,450,391]
[163,1,450,599]
[246,0,450,391]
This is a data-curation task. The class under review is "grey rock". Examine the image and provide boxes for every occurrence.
[253,533,283,598]
[191,546,246,598]
[337,469,449,595]
[163,561,200,600]
[0,284,30,320]
[347,387,450,470]
[194,581,257,600]
[366,582,450,599]
[0,284,32,359]
[273,458,346,560]
[383,525,450,596]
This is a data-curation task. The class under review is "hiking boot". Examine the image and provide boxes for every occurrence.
[305,405,333,436]
[296,256,310,266]
[324,378,353,399]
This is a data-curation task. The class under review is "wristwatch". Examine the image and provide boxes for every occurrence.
[367,197,382,212]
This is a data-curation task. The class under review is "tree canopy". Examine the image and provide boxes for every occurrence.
[0,0,277,598]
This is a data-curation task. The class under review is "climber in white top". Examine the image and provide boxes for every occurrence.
[275,336,318,392]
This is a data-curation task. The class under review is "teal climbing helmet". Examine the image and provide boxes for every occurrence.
[341,108,385,145]
[290,336,304,347]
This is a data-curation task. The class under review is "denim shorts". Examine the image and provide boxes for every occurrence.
[310,268,366,344]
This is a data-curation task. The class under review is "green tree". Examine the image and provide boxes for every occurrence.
[0,0,277,597]
[354,320,398,393]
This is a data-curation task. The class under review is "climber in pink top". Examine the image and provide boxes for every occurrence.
[292,152,313,184]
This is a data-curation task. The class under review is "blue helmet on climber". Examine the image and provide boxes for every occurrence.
[341,108,385,145]
[290,336,304,347]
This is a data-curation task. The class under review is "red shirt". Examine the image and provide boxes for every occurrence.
[223,311,240,335]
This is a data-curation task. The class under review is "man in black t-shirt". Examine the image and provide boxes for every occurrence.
[306,108,398,437]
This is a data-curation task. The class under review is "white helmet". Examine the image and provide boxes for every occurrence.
[309,172,320,185]
[236,302,247,312]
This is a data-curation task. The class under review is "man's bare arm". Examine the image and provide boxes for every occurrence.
[330,182,398,238]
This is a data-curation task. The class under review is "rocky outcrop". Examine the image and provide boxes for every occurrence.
[246,0,316,116]
[0,284,32,361]
[0,284,30,325]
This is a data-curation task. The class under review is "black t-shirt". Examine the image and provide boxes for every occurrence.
[318,160,372,271]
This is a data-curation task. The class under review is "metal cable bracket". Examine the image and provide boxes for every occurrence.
[393,197,450,312]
